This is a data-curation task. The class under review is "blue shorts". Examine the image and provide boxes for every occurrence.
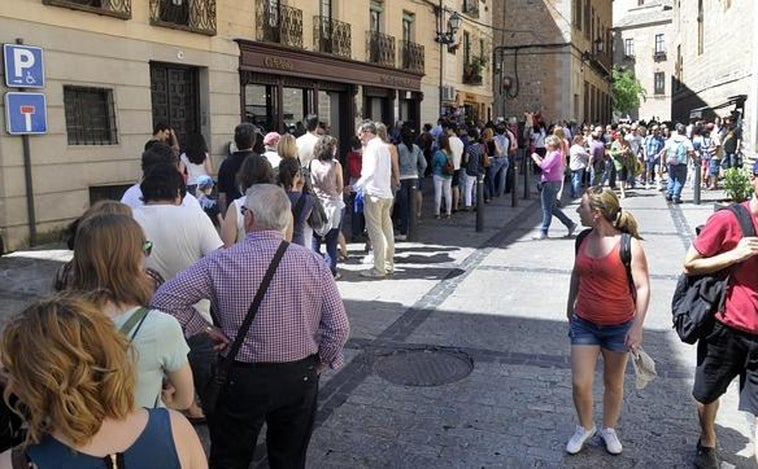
[569,315,633,352]
[709,159,721,176]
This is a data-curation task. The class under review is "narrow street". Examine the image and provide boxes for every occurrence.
[0,181,752,468]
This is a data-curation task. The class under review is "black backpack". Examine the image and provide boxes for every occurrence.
[671,204,755,344]
[575,229,635,297]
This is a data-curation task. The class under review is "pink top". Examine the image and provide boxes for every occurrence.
[539,150,565,183]
[310,159,340,199]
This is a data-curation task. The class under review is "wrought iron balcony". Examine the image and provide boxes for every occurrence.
[256,0,303,48]
[366,31,396,68]
[149,0,216,36]
[653,49,667,61]
[400,40,425,74]
[463,0,479,18]
[42,0,131,19]
[463,61,483,85]
[313,16,352,58]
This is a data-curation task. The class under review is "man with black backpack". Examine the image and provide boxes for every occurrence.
[681,160,758,469]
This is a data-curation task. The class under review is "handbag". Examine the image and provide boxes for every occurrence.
[201,241,289,416]
[307,195,328,233]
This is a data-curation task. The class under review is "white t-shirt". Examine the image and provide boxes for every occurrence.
[180,153,209,185]
[121,183,203,212]
[296,132,319,168]
[132,204,222,281]
[569,144,590,171]
[263,149,282,169]
[354,136,393,199]
[449,136,464,170]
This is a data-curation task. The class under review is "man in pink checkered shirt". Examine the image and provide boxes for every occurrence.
[152,184,350,469]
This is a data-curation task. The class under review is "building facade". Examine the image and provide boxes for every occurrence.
[612,0,673,122]
[492,0,613,125]
[671,0,756,160]
[0,0,493,250]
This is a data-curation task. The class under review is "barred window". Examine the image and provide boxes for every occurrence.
[63,86,118,145]
[654,72,665,95]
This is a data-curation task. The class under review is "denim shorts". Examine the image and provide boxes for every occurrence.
[569,315,633,352]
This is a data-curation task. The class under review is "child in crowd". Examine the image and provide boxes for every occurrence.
[196,175,222,227]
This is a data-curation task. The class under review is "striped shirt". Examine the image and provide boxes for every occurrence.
[151,230,349,368]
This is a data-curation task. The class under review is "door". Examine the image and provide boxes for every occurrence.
[150,62,200,146]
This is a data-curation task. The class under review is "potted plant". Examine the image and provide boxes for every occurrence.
[464,56,486,84]
[722,167,753,203]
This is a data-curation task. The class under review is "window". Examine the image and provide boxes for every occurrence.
[624,38,634,57]
[697,0,704,55]
[370,0,382,32]
[654,72,665,95]
[638,0,644,5]
[655,34,665,54]
[402,12,413,43]
[574,0,582,31]
[320,0,331,19]
[584,0,591,39]
[64,86,118,145]
[463,31,471,64]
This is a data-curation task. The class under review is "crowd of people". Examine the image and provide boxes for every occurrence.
[0,109,754,469]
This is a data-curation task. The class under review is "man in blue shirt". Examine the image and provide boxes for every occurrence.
[643,125,665,190]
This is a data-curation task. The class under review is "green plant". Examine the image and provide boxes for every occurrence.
[611,66,647,116]
[722,167,753,202]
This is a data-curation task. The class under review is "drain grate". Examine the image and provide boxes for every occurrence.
[375,348,474,387]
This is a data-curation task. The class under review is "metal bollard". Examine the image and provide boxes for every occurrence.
[693,158,701,205]
[476,175,484,232]
[511,157,518,207]
[408,181,419,241]
[522,149,530,200]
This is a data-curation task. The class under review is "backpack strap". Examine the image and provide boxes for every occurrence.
[726,203,756,237]
[574,228,592,255]
[11,446,30,469]
[119,307,150,341]
[620,233,637,299]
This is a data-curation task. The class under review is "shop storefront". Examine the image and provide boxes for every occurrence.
[237,41,423,153]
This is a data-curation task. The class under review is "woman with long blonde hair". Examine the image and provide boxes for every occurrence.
[0,294,207,467]
[565,187,650,456]
[68,213,194,411]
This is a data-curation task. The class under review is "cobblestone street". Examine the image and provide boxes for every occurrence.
[0,182,753,468]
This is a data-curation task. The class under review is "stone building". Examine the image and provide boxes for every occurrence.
[671,0,756,160]
[612,0,673,122]
[0,0,468,250]
[492,0,613,125]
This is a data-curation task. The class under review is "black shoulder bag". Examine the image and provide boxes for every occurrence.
[202,241,289,416]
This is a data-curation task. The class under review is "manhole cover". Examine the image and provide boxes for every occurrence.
[375,349,473,386]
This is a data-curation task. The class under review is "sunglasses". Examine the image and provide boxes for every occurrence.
[142,240,153,257]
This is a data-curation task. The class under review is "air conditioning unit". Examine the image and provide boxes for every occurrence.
[441,85,456,102]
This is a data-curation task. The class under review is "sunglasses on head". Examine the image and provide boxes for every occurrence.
[142,240,153,257]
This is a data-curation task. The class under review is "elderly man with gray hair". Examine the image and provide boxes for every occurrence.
[152,183,350,468]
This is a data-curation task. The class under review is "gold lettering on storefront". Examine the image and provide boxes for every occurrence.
[380,75,413,88]
[263,57,293,71]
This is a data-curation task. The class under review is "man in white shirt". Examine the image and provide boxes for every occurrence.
[296,114,320,169]
[352,121,394,278]
[447,124,465,212]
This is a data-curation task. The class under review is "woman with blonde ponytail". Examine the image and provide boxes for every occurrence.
[564,187,650,456]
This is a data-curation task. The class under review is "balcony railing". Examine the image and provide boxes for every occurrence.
[366,31,396,68]
[463,0,479,18]
[256,0,303,48]
[313,16,352,58]
[462,62,483,85]
[653,49,667,60]
[149,0,216,36]
[42,0,131,19]
[400,40,425,74]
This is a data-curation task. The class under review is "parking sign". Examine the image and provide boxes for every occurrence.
[5,92,47,135]
[3,44,45,88]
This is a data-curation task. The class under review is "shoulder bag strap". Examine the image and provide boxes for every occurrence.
[574,229,592,256]
[223,241,289,363]
[119,307,150,340]
[620,233,636,299]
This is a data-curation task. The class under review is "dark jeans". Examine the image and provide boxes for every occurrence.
[348,193,365,241]
[188,333,215,413]
[667,163,688,201]
[312,227,339,275]
[208,356,319,469]
[395,178,416,235]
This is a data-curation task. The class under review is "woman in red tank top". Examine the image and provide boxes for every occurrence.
[564,187,651,456]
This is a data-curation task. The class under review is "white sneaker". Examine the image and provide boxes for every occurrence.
[598,427,623,455]
[566,425,596,454]
[361,254,374,265]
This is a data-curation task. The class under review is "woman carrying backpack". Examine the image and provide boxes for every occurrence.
[431,134,454,219]
[565,187,651,456]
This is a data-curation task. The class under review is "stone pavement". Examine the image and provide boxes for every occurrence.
[0,179,754,468]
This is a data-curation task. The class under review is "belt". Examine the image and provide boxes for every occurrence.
[232,354,318,369]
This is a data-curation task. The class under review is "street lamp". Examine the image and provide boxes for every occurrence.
[435,11,461,45]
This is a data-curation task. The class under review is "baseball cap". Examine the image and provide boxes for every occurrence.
[263,132,281,147]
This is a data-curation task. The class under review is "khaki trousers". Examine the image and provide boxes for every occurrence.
[363,195,395,275]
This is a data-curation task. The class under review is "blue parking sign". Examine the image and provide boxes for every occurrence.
[5,92,47,135]
[3,44,45,88]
